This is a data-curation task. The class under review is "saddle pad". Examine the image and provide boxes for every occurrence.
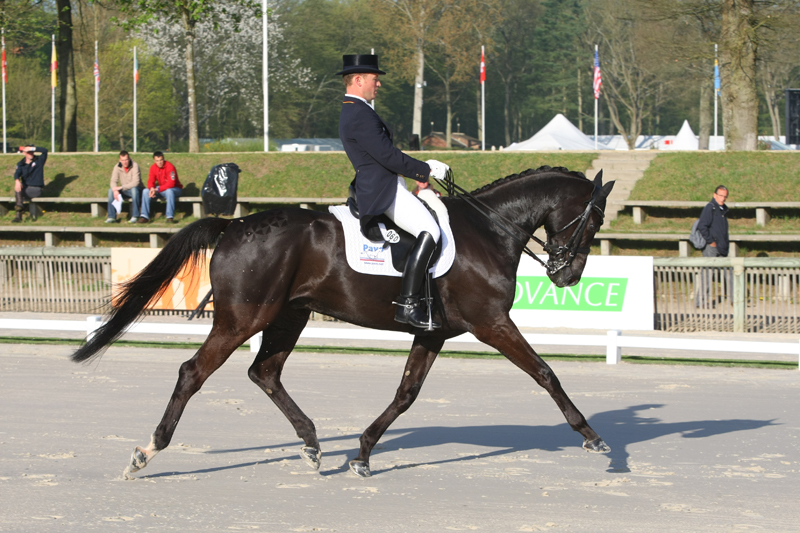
[329,205,456,278]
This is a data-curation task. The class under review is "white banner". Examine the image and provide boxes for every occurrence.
[510,255,654,331]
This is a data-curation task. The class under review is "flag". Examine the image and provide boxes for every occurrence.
[94,60,100,88]
[714,58,720,95]
[2,42,6,84]
[134,55,139,85]
[480,48,486,83]
[51,43,57,88]
[593,49,602,99]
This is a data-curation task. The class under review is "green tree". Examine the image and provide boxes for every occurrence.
[111,0,260,152]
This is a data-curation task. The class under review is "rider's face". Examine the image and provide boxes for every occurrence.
[359,74,380,101]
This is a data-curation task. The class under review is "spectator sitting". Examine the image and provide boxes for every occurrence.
[106,150,143,224]
[12,145,48,223]
[140,151,183,224]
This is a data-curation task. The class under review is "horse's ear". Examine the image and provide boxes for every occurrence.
[601,180,615,198]
[592,169,604,188]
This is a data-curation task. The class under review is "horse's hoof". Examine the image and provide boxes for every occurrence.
[583,438,611,454]
[300,446,322,471]
[122,447,148,479]
[349,460,371,478]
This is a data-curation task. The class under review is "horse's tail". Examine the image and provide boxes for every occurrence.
[71,217,233,364]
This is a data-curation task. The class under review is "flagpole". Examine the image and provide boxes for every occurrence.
[370,48,375,109]
[262,0,269,152]
[481,45,485,151]
[51,34,55,153]
[133,46,137,153]
[2,28,6,154]
[594,45,598,150]
[94,40,99,152]
[713,43,718,150]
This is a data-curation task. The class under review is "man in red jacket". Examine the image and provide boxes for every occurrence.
[140,151,183,223]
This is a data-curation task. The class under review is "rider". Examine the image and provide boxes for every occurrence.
[338,54,449,329]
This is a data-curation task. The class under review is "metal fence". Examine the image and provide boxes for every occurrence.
[654,258,800,334]
[0,248,111,313]
[2,249,800,333]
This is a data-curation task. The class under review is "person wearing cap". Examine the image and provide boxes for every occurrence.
[12,145,48,223]
[338,53,449,330]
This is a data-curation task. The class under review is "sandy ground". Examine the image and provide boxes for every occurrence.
[1,343,798,532]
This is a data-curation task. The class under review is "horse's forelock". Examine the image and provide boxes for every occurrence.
[470,165,588,195]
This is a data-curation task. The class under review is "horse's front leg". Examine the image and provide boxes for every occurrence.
[350,335,445,478]
[472,318,610,454]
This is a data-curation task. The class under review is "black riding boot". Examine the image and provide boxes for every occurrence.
[12,192,24,223]
[394,231,441,329]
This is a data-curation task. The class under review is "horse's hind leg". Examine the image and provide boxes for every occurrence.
[473,318,610,454]
[247,309,323,470]
[123,325,251,479]
[349,335,445,478]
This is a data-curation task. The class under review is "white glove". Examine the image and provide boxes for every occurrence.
[426,159,450,181]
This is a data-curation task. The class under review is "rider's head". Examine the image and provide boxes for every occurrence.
[338,54,385,101]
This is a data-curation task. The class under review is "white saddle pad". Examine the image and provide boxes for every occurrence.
[329,204,456,278]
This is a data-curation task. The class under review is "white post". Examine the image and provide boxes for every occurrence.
[713,43,718,150]
[262,0,269,152]
[86,315,103,340]
[2,29,6,154]
[606,330,621,364]
[370,47,375,109]
[594,45,598,150]
[133,46,137,153]
[94,40,99,152]
[481,45,485,151]
[51,35,55,152]
[250,332,262,353]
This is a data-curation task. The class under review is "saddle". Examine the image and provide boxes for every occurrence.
[346,184,443,273]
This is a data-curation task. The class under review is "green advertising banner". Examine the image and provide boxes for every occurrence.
[513,277,628,312]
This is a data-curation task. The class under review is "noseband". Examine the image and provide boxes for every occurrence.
[434,171,605,276]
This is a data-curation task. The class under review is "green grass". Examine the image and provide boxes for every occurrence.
[630,152,800,202]
[2,336,794,369]
[0,152,597,199]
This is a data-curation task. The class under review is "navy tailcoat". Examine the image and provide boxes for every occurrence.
[339,98,430,218]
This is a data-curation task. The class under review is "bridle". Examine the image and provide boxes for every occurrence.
[434,170,606,276]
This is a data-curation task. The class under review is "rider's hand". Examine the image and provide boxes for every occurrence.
[426,159,450,181]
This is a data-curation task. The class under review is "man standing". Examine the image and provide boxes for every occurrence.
[696,185,730,308]
[106,150,143,223]
[698,185,729,257]
[12,145,48,223]
[140,151,183,223]
[338,54,449,329]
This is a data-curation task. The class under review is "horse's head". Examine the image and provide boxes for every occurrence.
[542,170,614,287]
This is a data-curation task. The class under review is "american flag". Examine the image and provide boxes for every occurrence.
[94,60,100,88]
[593,49,602,99]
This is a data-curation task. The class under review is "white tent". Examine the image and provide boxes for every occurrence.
[659,120,698,150]
[505,114,607,151]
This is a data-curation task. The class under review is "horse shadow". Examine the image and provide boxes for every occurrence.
[145,404,778,478]
[43,174,79,196]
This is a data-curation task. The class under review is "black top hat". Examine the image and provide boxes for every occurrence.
[336,54,386,76]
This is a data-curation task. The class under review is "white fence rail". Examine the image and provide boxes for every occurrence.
[0,317,797,369]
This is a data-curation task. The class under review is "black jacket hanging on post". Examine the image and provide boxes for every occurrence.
[697,197,729,256]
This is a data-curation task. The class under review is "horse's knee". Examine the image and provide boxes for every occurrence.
[394,382,423,413]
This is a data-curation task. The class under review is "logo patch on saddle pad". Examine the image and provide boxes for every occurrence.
[330,206,456,278]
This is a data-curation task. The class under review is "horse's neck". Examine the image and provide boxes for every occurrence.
[475,175,568,233]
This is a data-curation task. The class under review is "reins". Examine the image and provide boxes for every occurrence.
[433,169,605,276]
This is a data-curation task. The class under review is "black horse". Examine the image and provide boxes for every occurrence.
[73,166,614,479]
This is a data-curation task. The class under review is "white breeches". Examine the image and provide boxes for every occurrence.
[384,176,441,243]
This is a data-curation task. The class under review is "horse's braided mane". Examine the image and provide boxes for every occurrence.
[470,165,588,195]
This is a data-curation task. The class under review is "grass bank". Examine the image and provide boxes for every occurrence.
[630,152,800,202]
[0,151,597,198]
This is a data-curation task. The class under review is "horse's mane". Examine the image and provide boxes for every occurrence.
[470,165,588,195]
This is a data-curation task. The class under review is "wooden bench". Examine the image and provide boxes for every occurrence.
[619,201,800,226]
[595,232,800,256]
[0,196,348,219]
[0,225,182,248]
